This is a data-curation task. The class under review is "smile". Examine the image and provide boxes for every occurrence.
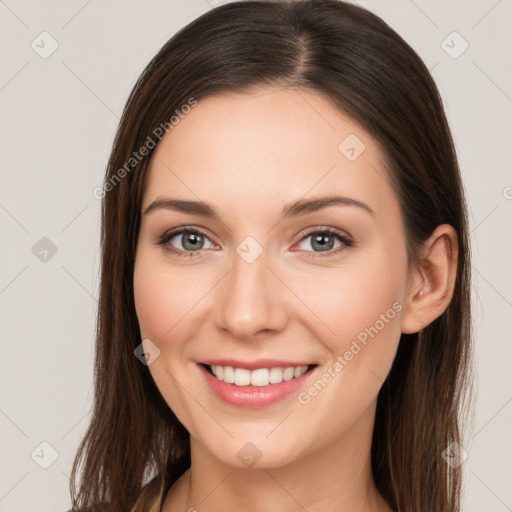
[198,361,318,408]
[206,364,310,386]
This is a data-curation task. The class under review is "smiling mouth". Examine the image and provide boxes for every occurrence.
[200,363,317,387]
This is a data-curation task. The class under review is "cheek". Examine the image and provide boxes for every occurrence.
[133,251,222,368]
[133,265,170,341]
[292,247,407,362]
[289,250,406,441]
[133,256,197,404]
[133,254,196,346]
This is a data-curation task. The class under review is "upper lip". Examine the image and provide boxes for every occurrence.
[199,359,315,370]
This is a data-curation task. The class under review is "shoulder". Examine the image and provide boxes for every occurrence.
[63,476,165,512]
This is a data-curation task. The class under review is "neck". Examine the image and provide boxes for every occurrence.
[163,401,392,512]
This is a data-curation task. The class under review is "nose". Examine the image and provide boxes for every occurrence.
[214,246,288,340]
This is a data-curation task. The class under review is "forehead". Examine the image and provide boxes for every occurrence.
[142,86,398,221]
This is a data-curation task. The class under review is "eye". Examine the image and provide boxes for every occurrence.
[295,227,354,258]
[156,226,354,259]
[157,228,218,257]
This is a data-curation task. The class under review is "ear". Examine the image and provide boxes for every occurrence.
[401,224,459,334]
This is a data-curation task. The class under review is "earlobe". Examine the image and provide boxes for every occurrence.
[401,224,459,334]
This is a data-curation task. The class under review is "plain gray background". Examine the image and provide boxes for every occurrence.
[0,0,511,510]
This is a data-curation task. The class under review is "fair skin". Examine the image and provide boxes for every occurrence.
[133,86,458,512]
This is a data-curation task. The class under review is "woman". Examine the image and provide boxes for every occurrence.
[69,1,473,511]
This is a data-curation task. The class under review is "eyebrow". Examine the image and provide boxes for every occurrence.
[143,194,375,219]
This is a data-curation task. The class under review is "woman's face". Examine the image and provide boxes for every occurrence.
[134,86,411,468]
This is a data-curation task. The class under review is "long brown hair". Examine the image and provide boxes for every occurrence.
[69,1,473,511]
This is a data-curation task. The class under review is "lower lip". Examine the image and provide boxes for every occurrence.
[198,364,316,409]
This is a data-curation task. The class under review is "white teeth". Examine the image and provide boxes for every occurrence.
[250,368,269,386]
[234,368,251,386]
[209,364,309,386]
[269,367,283,384]
[283,367,295,381]
[223,366,234,383]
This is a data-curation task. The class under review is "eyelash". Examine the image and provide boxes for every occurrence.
[156,226,354,259]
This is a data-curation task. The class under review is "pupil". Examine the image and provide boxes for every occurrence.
[313,234,333,251]
[183,232,203,250]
